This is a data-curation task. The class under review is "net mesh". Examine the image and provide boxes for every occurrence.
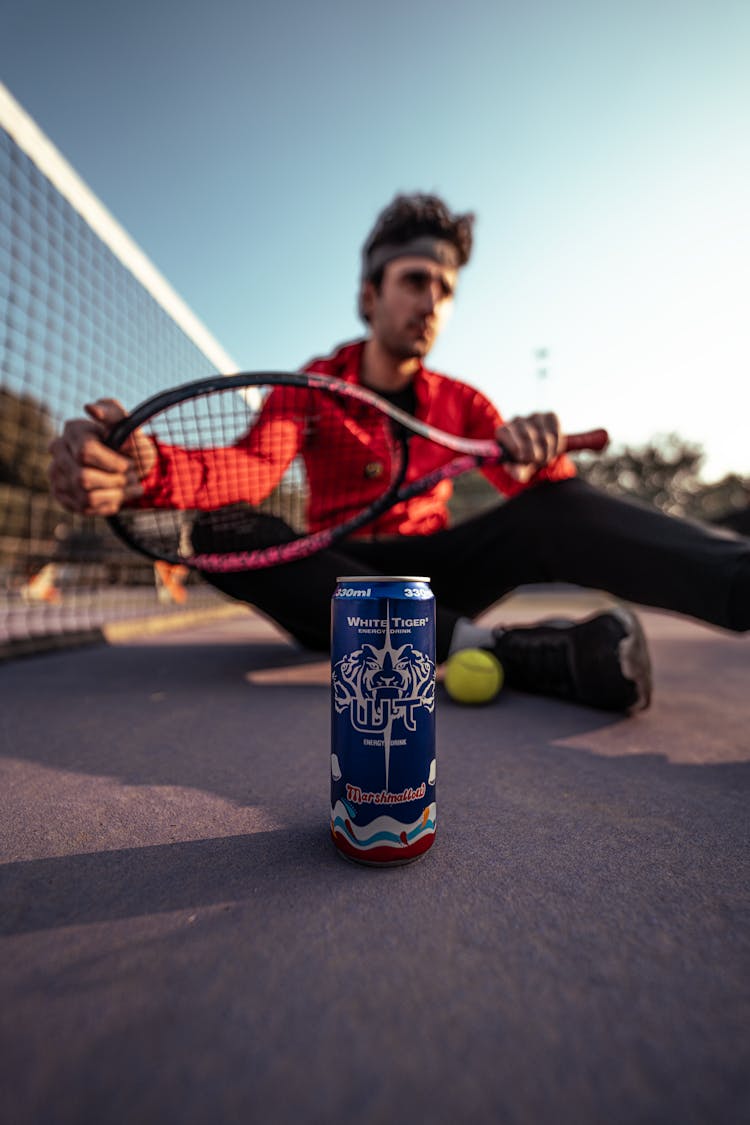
[1,90,238,654]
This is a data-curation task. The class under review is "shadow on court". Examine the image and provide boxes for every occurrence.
[1,599,748,1125]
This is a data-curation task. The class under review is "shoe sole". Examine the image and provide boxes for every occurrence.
[610,606,652,712]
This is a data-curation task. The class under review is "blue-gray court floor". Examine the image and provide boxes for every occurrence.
[1,589,748,1125]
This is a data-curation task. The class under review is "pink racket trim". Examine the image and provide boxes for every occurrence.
[106,370,609,573]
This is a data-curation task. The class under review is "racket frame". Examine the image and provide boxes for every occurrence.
[105,370,606,572]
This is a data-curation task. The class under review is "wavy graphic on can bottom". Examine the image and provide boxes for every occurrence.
[330,800,436,865]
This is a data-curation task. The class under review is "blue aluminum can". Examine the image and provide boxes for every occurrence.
[330,576,436,865]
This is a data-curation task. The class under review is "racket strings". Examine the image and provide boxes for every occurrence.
[113,381,403,566]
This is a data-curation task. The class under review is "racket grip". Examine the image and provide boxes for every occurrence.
[563,428,609,453]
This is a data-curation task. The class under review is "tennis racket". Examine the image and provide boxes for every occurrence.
[106,370,608,572]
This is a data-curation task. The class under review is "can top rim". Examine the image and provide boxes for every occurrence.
[335,576,431,583]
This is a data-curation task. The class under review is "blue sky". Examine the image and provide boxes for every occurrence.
[3,0,749,479]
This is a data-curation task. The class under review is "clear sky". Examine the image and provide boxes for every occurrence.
[3,0,749,480]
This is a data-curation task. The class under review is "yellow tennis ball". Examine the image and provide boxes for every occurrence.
[444,648,504,705]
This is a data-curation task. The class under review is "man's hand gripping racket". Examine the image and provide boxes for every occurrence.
[102,371,608,572]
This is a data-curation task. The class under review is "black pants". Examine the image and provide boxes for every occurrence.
[201,479,750,662]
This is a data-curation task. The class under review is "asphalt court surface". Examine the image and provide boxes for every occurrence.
[1,590,748,1124]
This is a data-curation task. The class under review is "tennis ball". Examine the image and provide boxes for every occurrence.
[444,648,504,705]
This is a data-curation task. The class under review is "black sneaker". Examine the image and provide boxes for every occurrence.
[492,607,652,713]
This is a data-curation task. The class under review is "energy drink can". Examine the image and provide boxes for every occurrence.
[330,576,436,865]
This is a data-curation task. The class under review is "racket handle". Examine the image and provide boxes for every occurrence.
[563,428,609,453]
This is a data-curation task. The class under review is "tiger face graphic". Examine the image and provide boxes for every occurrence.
[333,640,435,728]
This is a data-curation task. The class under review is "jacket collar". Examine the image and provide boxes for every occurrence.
[335,340,431,413]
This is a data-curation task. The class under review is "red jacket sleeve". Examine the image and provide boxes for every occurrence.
[453,381,577,498]
[134,390,302,510]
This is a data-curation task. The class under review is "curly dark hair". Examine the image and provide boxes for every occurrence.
[362,192,475,275]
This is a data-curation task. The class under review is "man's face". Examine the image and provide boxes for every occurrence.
[362,255,457,359]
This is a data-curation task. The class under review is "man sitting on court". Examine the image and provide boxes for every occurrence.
[48,192,750,714]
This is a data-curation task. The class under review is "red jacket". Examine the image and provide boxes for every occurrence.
[137,340,576,536]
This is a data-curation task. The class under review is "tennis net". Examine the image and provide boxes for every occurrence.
[0,83,239,655]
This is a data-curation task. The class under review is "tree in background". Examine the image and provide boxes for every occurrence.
[0,387,55,491]
[449,433,750,533]
[0,387,59,547]
[575,433,750,528]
